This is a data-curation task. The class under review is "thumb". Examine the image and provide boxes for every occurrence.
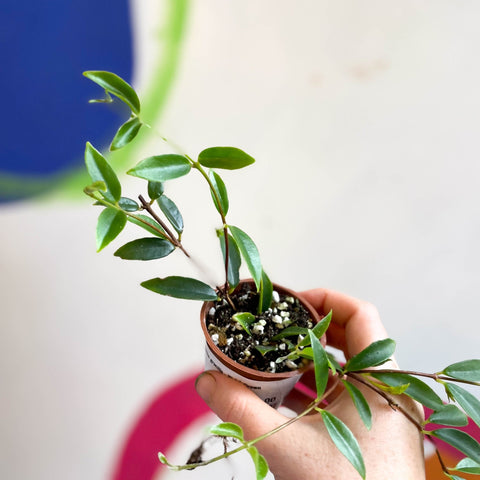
[195,370,286,440]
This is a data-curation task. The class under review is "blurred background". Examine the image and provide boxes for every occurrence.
[1,1,479,479]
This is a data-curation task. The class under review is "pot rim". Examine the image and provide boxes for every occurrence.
[200,279,324,382]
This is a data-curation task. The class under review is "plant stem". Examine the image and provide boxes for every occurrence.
[347,372,424,432]
[189,158,231,295]
[353,368,480,387]
[166,379,340,472]
[138,194,190,257]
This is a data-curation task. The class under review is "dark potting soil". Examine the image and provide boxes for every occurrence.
[206,284,314,373]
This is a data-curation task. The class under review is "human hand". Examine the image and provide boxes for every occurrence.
[195,288,425,479]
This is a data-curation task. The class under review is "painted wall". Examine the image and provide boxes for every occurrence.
[1,1,479,479]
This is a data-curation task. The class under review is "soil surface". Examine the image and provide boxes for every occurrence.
[206,283,314,373]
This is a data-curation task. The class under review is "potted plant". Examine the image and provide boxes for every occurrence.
[83,70,480,480]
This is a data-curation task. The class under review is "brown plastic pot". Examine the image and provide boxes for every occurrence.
[200,280,324,408]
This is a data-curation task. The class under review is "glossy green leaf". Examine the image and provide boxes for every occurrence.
[208,170,229,215]
[258,270,273,313]
[443,360,480,382]
[446,383,480,430]
[127,154,191,182]
[449,475,468,480]
[321,410,366,479]
[271,326,308,341]
[110,116,142,151]
[430,428,480,464]
[157,195,183,234]
[114,237,175,260]
[371,381,410,395]
[83,70,140,114]
[298,347,313,360]
[255,345,277,356]
[198,146,255,170]
[309,330,329,400]
[148,181,164,200]
[209,422,244,441]
[118,197,139,212]
[218,230,241,289]
[454,458,480,475]
[428,404,468,427]
[247,446,269,480]
[327,352,343,375]
[299,310,332,347]
[141,276,218,301]
[229,226,262,290]
[96,208,126,252]
[343,380,372,430]
[344,338,396,372]
[85,142,121,202]
[233,312,256,336]
[370,372,444,410]
[127,214,166,238]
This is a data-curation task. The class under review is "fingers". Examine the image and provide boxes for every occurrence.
[299,288,389,359]
[195,371,286,440]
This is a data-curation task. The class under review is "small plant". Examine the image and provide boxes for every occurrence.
[83,71,480,479]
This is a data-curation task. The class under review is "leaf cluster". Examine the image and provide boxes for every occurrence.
[83,70,271,309]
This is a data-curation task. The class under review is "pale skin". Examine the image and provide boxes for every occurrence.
[195,288,426,479]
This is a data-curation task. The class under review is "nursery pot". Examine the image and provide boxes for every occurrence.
[200,280,324,409]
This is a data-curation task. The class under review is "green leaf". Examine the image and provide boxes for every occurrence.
[321,410,366,479]
[157,195,183,235]
[443,360,480,382]
[110,116,142,151]
[247,446,269,480]
[454,458,480,475]
[370,372,444,410]
[430,428,480,464]
[127,154,191,182]
[299,310,332,347]
[370,381,410,395]
[85,142,121,202]
[255,345,277,356]
[148,181,164,200]
[232,312,257,336]
[208,170,229,215]
[446,383,480,430]
[209,422,244,441]
[198,146,255,170]
[271,326,308,341]
[258,270,273,313]
[141,276,218,301]
[118,197,139,212]
[309,330,329,400]
[114,237,175,260]
[229,226,262,290]
[127,214,166,237]
[83,70,140,114]
[298,347,313,360]
[344,338,396,372]
[428,404,469,427]
[84,180,106,195]
[96,208,127,251]
[327,352,343,375]
[343,380,372,430]
[218,231,241,289]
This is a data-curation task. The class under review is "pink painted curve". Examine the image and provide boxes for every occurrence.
[110,370,210,480]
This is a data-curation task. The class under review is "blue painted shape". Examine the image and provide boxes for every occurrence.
[0,0,133,182]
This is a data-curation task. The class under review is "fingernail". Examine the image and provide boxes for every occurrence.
[195,371,216,402]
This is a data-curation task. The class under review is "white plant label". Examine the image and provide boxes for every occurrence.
[204,346,302,409]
